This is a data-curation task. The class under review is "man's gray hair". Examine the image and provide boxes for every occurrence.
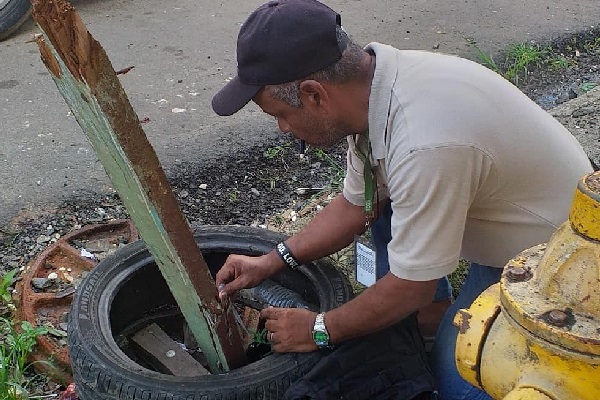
[267,27,365,107]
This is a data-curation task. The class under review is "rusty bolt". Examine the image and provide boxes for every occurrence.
[547,310,569,327]
[505,267,531,282]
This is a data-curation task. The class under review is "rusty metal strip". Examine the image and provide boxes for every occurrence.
[15,220,137,383]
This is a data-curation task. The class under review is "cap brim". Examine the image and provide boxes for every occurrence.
[211,76,263,116]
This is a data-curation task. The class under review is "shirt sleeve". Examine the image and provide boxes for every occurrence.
[386,145,493,281]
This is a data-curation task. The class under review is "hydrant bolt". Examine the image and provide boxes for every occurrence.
[546,309,569,327]
[505,267,531,282]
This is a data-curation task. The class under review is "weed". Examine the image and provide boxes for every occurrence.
[312,149,345,191]
[471,41,571,86]
[448,260,469,298]
[272,215,284,226]
[264,144,290,161]
[0,318,49,399]
[583,37,600,54]
[0,270,17,315]
[503,43,547,85]
[580,82,598,93]
[550,56,571,71]
[245,327,272,362]
[249,328,270,345]
[472,44,500,74]
[0,227,18,248]
[228,189,240,202]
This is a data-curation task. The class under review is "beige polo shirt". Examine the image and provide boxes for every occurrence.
[343,43,592,281]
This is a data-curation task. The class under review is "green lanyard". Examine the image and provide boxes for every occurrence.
[353,135,376,219]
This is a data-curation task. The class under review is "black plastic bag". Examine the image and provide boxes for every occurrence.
[283,313,437,400]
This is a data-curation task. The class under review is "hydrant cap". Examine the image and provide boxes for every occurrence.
[570,171,600,241]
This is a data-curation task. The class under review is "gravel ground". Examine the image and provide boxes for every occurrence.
[0,137,346,281]
[1,29,599,397]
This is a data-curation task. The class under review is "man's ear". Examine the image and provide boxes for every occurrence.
[299,80,330,111]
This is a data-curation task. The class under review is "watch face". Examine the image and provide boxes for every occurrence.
[313,330,329,346]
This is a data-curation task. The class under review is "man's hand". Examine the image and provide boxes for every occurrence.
[215,254,282,299]
[261,307,318,353]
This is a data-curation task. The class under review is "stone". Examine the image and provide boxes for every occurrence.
[31,277,51,290]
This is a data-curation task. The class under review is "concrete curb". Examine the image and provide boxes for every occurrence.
[549,87,600,165]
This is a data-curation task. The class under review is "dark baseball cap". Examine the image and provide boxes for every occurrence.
[211,0,346,116]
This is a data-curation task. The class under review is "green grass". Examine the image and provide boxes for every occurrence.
[448,260,469,299]
[0,270,17,314]
[0,270,52,399]
[472,44,500,74]
[249,328,270,345]
[228,189,240,202]
[580,82,598,93]
[472,41,572,86]
[263,143,291,161]
[312,148,345,191]
[583,37,600,54]
[0,319,49,399]
[502,43,548,84]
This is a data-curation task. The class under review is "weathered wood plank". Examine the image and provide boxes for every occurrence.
[30,0,245,372]
[131,323,211,377]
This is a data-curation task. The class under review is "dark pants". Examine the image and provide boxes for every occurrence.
[370,201,502,399]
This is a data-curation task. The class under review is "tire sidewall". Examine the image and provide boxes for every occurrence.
[0,0,31,41]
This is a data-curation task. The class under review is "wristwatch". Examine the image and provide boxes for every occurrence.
[312,313,330,348]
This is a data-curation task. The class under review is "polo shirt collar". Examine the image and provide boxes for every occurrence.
[365,42,398,160]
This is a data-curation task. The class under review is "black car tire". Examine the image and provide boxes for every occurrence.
[68,225,354,400]
[0,0,31,41]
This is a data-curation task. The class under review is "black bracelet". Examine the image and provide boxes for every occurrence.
[275,242,301,270]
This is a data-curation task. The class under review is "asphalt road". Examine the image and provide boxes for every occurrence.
[1,0,599,225]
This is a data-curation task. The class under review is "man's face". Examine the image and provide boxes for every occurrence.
[253,87,354,148]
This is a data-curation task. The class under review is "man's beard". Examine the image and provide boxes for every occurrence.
[307,117,354,148]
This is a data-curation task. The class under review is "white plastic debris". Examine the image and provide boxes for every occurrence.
[171,108,186,113]
[81,249,97,260]
[48,272,58,280]
[177,342,188,351]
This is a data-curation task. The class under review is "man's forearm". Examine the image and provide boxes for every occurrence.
[279,194,368,263]
[326,274,438,343]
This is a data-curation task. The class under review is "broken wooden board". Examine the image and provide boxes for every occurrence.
[131,323,210,377]
[242,307,261,344]
[30,0,245,372]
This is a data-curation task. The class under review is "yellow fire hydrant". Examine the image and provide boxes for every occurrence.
[454,171,600,400]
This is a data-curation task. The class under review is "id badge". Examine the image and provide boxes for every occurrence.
[354,236,376,287]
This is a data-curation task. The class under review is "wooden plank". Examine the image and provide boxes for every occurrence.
[242,307,261,344]
[30,0,245,372]
[131,323,210,377]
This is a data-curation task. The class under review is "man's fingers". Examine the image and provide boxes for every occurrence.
[264,318,278,334]
[218,279,246,299]
[215,267,234,288]
[260,306,280,321]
